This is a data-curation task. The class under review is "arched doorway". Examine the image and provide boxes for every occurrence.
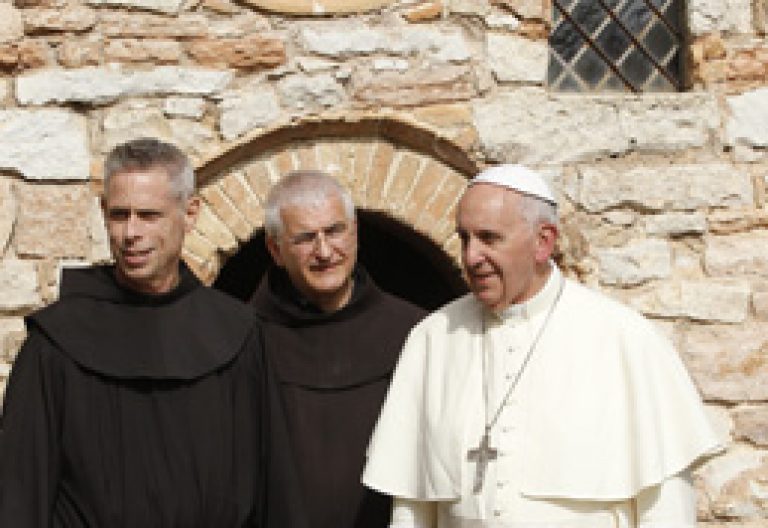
[214,209,467,310]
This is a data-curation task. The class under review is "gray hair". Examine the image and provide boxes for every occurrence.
[517,193,559,229]
[104,138,195,201]
[264,170,355,238]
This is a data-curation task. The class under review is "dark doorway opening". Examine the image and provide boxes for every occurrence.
[213,210,467,311]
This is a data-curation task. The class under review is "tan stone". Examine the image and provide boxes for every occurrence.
[0,4,24,44]
[733,406,768,446]
[24,7,96,33]
[709,209,768,234]
[680,323,768,401]
[187,35,286,70]
[240,0,393,15]
[58,38,102,67]
[0,177,15,256]
[183,228,218,262]
[413,103,473,130]
[14,183,92,259]
[0,258,41,311]
[201,0,241,14]
[490,0,544,19]
[351,141,375,206]
[352,65,476,107]
[697,445,768,520]
[0,39,51,71]
[105,39,182,64]
[705,232,768,277]
[99,13,209,39]
[0,317,26,362]
[728,58,766,80]
[403,1,443,22]
[87,196,111,263]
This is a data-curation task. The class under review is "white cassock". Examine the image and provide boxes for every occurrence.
[362,266,722,528]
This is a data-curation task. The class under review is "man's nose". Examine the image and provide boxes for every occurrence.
[314,233,332,259]
[462,238,482,268]
[123,214,142,240]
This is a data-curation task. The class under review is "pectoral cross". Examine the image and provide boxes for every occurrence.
[467,432,497,494]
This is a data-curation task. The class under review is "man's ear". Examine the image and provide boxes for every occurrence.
[266,235,284,267]
[535,223,558,264]
[183,196,201,233]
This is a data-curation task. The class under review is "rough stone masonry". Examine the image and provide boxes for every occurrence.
[0,0,767,524]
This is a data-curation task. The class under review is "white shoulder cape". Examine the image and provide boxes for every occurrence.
[363,279,721,501]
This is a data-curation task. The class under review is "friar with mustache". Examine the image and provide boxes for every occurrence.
[250,170,425,528]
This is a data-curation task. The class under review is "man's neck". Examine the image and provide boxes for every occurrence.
[311,279,354,313]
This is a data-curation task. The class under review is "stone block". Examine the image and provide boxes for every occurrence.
[239,0,392,15]
[596,238,672,286]
[403,1,442,22]
[99,13,209,38]
[278,73,345,111]
[576,164,753,213]
[0,79,7,106]
[87,0,185,15]
[705,232,768,277]
[490,0,543,19]
[300,23,471,62]
[58,38,102,68]
[101,102,171,153]
[487,33,547,83]
[168,119,218,162]
[0,4,24,43]
[352,64,476,107]
[484,13,520,30]
[696,445,768,519]
[0,110,89,180]
[219,84,281,140]
[194,204,238,254]
[473,90,718,164]
[0,316,26,362]
[164,97,205,119]
[87,196,111,263]
[689,0,753,36]
[630,279,751,324]
[104,39,182,64]
[643,212,707,237]
[726,88,768,148]
[16,66,233,105]
[0,259,40,311]
[14,183,93,259]
[0,177,15,256]
[617,95,719,152]
[449,0,489,16]
[681,323,768,401]
[732,406,768,446]
[23,7,96,33]
[187,35,286,70]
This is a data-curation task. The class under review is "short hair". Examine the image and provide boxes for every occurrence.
[264,170,355,238]
[104,138,194,201]
[517,193,559,229]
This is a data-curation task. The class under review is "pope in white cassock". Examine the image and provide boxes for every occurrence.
[362,165,722,528]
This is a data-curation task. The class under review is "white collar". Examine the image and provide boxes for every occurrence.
[492,264,562,322]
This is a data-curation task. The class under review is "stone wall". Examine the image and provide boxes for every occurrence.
[0,0,766,524]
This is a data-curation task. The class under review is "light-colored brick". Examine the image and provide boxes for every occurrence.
[0,259,41,311]
[726,88,768,148]
[596,238,672,286]
[0,5,24,44]
[487,33,547,83]
[87,0,186,15]
[23,7,96,33]
[187,35,286,70]
[705,232,768,277]
[219,83,281,140]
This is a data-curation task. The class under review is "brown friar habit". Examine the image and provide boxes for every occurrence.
[0,264,273,528]
[251,266,426,528]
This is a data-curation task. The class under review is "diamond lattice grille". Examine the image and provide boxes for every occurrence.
[548,0,684,92]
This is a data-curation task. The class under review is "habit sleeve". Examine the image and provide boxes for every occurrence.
[0,329,65,527]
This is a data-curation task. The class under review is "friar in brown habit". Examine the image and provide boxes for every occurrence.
[0,138,296,528]
[251,170,426,528]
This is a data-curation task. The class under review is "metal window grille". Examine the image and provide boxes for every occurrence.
[548,0,685,92]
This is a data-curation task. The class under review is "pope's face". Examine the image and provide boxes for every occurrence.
[457,184,553,312]
[267,194,358,312]
[102,167,199,295]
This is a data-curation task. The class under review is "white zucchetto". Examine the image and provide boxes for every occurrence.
[471,164,557,207]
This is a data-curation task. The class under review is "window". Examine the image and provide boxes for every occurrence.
[548,0,684,92]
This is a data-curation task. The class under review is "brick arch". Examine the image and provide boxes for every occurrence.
[243,0,395,15]
[183,117,478,284]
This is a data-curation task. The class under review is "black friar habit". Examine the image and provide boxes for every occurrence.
[0,264,272,528]
[251,266,426,528]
